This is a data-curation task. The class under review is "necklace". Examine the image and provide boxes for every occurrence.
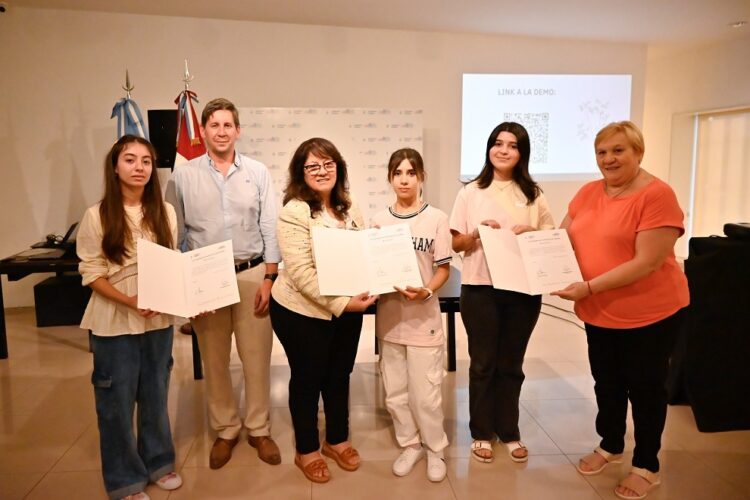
[605,168,642,198]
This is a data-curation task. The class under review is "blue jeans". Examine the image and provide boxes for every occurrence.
[90,326,176,499]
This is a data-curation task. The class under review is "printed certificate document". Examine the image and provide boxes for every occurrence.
[478,227,583,295]
[137,239,240,317]
[312,224,423,296]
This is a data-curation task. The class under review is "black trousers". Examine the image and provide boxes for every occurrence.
[585,308,685,473]
[460,285,541,443]
[269,297,363,454]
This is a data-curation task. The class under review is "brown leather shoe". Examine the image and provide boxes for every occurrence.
[209,436,239,469]
[248,435,281,465]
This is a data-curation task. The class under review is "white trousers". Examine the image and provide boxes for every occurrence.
[379,339,449,452]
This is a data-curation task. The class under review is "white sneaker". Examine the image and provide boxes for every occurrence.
[154,471,183,490]
[392,446,424,476]
[426,449,447,482]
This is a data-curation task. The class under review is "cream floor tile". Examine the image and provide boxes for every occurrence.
[442,400,562,460]
[520,359,596,401]
[521,398,601,455]
[690,450,750,498]
[350,362,386,407]
[169,463,311,499]
[23,469,171,500]
[348,404,401,462]
[0,408,91,473]
[4,307,750,499]
[22,470,109,500]
[2,374,95,417]
[182,407,297,467]
[311,459,456,500]
[448,455,601,500]
[0,471,44,500]
[51,422,101,472]
[576,449,748,500]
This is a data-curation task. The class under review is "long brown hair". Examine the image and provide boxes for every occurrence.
[283,137,352,218]
[387,148,425,182]
[470,122,541,205]
[99,135,174,265]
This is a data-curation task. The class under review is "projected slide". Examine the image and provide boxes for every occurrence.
[461,74,631,180]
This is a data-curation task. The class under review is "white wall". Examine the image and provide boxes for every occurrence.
[643,38,750,181]
[0,7,647,307]
[642,37,750,256]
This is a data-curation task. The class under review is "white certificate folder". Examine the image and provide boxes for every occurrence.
[137,238,241,318]
[478,227,583,295]
[311,224,423,296]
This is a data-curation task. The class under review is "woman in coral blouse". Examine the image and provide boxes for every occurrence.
[553,121,689,500]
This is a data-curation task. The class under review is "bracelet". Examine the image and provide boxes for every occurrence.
[586,281,593,295]
[421,287,434,301]
[264,273,279,282]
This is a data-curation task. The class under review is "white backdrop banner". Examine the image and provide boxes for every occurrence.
[236,108,423,222]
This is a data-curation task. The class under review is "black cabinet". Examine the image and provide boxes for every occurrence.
[672,236,750,432]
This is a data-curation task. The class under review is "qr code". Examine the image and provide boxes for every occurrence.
[503,112,549,164]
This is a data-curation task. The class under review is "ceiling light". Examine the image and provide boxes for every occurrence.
[728,21,747,28]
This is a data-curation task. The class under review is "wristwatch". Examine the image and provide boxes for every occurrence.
[264,273,279,282]
[421,287,434,301]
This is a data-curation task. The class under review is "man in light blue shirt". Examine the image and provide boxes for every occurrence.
[166,98,282,469]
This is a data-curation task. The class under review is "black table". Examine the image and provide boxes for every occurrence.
[0,256,81,359]
[189,266,462,379]
[0,256,463,379]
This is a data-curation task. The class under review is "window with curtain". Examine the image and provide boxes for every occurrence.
[692,109,750,237]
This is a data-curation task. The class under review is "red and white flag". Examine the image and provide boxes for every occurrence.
[174,90,205,166]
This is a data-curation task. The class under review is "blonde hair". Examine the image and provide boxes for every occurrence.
[594,121,645,156]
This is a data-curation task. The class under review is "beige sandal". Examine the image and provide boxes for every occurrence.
[470,440,494,463]
[505,440,528,463]
[576,446,623,475]
[615,467,661,500]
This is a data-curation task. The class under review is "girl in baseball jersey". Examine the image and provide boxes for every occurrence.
[372,148,452,482]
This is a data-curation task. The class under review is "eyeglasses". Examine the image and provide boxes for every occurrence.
[303,160,336,175]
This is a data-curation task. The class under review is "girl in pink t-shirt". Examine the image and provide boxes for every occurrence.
[450,122,554,465]
[372,148,452,482]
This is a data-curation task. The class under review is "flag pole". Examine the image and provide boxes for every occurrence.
[183,59,193,91]
[122,69,134,99]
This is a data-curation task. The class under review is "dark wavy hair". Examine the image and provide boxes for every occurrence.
[283,137,352,218]
[100,135,174,265]
[469,122,541,204]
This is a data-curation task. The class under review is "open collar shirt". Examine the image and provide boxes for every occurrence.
[166,152,281,263]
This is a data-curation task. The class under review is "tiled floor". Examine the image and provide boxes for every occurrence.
[1,305,748,499]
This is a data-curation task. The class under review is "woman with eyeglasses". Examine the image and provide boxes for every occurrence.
[270,137,378,483]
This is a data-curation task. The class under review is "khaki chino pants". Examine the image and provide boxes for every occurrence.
[192,264,273,439]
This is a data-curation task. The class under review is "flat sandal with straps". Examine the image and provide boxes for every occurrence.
[576,446,623,475]
[615,467,661,500]
[505,440,528,463]
[294,454,331,483]
[321,441,361,471]
[470,440,494,463]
